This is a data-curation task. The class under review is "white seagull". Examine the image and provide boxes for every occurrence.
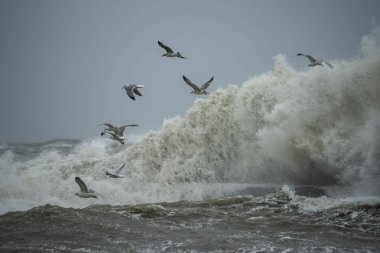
[75,177,98,199]
[297,53,333,68]
[100,123,139,137]
[106,162,125,178]
[122,84,144,100]
[183,75,214,95]
[158,41,186,59]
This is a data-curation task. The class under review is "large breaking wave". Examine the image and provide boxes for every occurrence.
[1,28,380,214]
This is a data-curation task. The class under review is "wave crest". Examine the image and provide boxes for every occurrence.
[1,29,380,213]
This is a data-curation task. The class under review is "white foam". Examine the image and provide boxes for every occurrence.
[1,28,380,214]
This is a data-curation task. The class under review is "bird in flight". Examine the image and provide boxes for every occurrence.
[74,177,98,199]
[106,162,125,178]
[158,41,186,59]
[183,75,214,95]
[99,123,139,137]
[122,84,144,100]
[297,53,333,68]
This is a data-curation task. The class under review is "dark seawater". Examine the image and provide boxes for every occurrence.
[1,189,380,253]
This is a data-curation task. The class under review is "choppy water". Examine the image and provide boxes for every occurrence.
[1,187,380,252]
[1,29,380,252]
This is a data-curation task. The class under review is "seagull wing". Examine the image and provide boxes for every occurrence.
[177,53,186,59]
[106,132,125,144]
[75,177,89,193]
[158,41,174,53]
[113,162,125,175]
[122,85,136,100]
[99,123,114,129]
[305,55,318,63]
[124,87,136,100]
[107,132,121,139]
[132,86,143,96]
[116,126,127,136]
[117,124,139,136]
[297,53,317,63]
[183,75,201,91]
[322,60,333,68]
[201,76,214,90]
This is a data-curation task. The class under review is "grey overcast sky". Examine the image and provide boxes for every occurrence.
[1,0,379,143]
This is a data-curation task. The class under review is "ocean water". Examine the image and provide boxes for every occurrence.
[1,30,380,252]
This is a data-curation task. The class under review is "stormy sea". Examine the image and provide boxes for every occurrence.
[1,31,380,252]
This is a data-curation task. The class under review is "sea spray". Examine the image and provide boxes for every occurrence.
[123,43,380,190]
[1,30,380,214]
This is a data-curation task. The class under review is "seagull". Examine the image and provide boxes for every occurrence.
[106,162,125,178]
[158,41,186,59]
[183,75,214,95]
[75,177,98,199]
[122,84,144,100]
[104,131,126,144]
[297,53,333,68]
[100,123,139,137]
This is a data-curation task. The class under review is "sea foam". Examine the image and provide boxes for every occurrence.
[1,28,380,214]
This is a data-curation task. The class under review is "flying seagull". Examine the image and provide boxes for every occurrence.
[104,131,126,144]
[297,53,333,68]
[106,162,125,178]
[100,123,139,137]
[122,84,144,100]
[75,177,98,199]
[158,41,186,59]
[183,75,214,95]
